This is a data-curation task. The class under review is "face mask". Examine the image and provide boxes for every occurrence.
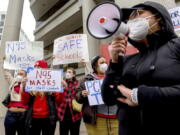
[65,73,73,79]
[127,18,149,41]
[16,75,23,82]
[127,15,158,41]
[99,63,108,73]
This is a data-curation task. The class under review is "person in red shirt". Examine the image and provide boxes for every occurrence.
[26,60,57,135]
[3,67,29,135]
[55,67,82,135]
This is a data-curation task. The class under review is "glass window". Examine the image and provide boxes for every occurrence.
[1,15,5,20]
[0,21,4,26]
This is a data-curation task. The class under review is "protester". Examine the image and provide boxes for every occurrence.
[2,66,29,135]
[76,56,118,135]
[55,67,82,135]
[101,1,180,135]
[26,60,57,135]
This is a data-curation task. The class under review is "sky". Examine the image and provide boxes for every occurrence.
[0,0,35,41]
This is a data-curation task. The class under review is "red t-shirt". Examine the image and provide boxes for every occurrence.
[33,95,49,118]
[8,83,29,109]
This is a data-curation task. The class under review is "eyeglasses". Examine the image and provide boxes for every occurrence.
[129,9,158,20]
[129,10,145,20]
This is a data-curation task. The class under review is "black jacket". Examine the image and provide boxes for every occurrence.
[25,93,57,128]
[102,1,180,135]
[76,73,97,125]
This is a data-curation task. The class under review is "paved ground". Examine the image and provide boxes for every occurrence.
[0,117,87,135]
[0,117,5,135]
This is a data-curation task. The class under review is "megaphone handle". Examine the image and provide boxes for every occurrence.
[117,22,129,56]
[112,34,126,57]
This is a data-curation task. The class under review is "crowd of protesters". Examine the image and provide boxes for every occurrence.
[2,1,180,135]
[2,56,118,135]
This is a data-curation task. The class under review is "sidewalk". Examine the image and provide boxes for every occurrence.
[0,117,5,135]
[0,117,87,135]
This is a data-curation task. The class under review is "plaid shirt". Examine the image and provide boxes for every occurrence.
[56,80,82,122]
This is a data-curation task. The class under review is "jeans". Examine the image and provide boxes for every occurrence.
[4,110,27,135]
[29,118,56,135]
[60,106,81,135]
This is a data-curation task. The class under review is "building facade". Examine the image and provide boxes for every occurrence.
[29,0,179,73]
[0,11,6,44]
[19,29,31,43]
[0,12,30,46]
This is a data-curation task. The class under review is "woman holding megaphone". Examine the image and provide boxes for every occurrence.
[102,1,180,135]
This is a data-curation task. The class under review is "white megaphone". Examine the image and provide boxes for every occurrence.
[87,2,130,39]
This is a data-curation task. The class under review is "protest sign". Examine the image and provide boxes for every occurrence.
[169,7,180,31]
[85,80,104,106]
[53,34,89,65]
[25,68,63,92]
[4,41,44,70]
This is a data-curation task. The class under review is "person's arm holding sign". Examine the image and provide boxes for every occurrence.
[1,57,14,85]
[81,90,89,97]
[75,59,90,101]
[54,79,67,104]
[76,78,89,104]
[4,69,14,85]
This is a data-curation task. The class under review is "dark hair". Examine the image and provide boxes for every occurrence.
[91,56,104,73]
[66,67,76,81]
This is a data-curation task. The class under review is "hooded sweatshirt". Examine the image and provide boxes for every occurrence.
[102,1,180,135]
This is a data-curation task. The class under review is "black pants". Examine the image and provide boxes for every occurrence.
[4,110,26,135]
[60,106,81,135]
[29,118,56,135]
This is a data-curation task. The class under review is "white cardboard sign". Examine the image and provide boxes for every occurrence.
[25,68,63,92]
[169,7,180,31]
[53,34,89,65]
[4,41,44,70]
[85,80,104,106]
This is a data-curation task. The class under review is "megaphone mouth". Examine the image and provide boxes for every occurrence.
[87,2,122,39]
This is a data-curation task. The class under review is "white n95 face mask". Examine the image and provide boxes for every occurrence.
[127,18,149,41]
[99,63,108,73]
[65,73,73,79]
[15,75,24,82]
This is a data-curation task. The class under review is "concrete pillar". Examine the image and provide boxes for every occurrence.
[82,0,100,72]
[0,0,24,117]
